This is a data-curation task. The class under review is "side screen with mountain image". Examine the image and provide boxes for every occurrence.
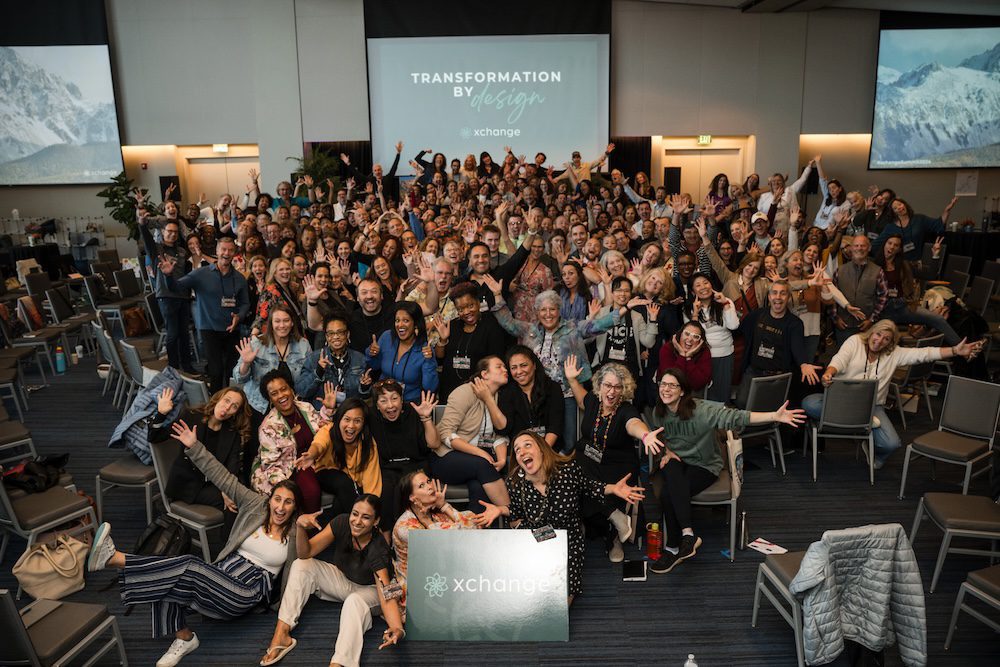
[870,20,1000,170]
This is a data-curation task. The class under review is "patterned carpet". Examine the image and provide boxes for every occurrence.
[2,356,998,666]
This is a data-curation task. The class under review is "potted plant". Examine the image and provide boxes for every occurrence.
[96,171,153,241]
[287,148,341,194]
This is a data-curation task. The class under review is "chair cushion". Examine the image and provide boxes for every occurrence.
[17,329,62,343]
[170,500,224,525]
[912,430,988,462]
[923,492,1000,532]
[24,601,110,667]
[763,550,807,588]
[0,420,30,443]
[142,358,169,373]
[6,473,74,500]
[967,564,1000,601]
[9,485,90,529]
[0,367,18,383]
[0,404,10,421]
[692,470,732,503]
[816,424,871,436]
[0,347,36,361]
[445,484,470,502]
[99,455,156,485]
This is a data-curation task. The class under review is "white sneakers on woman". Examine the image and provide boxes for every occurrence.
[156,634,200,667]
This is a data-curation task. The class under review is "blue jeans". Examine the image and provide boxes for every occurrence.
[881,298,960,346]
[801,394,901,462]
[158,297,192,371]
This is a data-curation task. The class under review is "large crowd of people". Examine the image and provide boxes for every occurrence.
[95,143,988,666]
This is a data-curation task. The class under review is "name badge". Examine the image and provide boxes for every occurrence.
[220,296,236,308]
[758,343,775,360]
[584,442,604,463]
[379,578,404,601]
[903,242,915,253]
[336,391,346,403]
[532,525,557,543]
[609,347,626,361]
[453,355,471,370]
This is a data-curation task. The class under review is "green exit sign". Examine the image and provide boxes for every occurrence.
[697,135,712,145]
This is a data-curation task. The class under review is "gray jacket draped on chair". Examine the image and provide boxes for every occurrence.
[108,367,186,464]
[789,523,926,666]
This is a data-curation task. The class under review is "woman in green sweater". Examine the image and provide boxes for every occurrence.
[644,367,804,574]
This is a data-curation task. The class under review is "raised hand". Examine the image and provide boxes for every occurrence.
[647,302,661,321]
[625,296,652,310]
[170,419,198,448]
[395,140,403,153]
[321,381,338,411]
[248,168,259,183]
[605,142,616,154]
[359,368,373,388]
[410,391,438,419]
[236,337,258,366]
[317,349,331,371]
[157,386,175,415]
[588,298,603,320]
[563,354,582,381]
[157,254,177,275]
[303,175,314,187]
[482,273,503,296]
[470,377,492,402]
[303,274,325,302]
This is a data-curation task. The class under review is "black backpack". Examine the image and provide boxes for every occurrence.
[132,515,192,557]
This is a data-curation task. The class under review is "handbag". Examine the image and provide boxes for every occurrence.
[13,535,88,599]
[122,305,150,336]
[133,514,192,557]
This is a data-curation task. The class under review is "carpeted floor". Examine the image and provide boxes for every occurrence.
[2,357,998,666]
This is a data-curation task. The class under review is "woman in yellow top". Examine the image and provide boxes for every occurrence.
[294,397,384,527]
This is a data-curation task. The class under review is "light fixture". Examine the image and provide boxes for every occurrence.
[212,144,229,153]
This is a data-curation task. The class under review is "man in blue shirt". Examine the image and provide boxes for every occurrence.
[159,237,249,393]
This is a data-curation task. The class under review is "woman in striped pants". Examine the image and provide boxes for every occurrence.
[87,419,303,667]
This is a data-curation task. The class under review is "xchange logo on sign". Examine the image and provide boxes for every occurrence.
[424,573,448,598]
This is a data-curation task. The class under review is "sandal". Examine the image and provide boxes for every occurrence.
[260,638,297,666]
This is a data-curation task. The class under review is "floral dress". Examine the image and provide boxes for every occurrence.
[250,400,331,494]
[391,504,478,617]
[508,461,605,596]
[510,260,555,321]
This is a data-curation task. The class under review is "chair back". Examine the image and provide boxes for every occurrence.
[16,296,46,333]
[149,440,182,512]
[965,276,993,316]
[101,329,128,378]
[97,249,120,266]
[0,589,38,666]
[944,270,969,298]
[943,253,972,277]
[118,341,146,385]
[23,271,52,297]
[15,259,41,286]
[144,293,165,334]
[818,379,877,431]
[745,372,792,412]
[939,376,1000,444]
[90,262,115,287]
[181,375,210,406]
[433,404,447,424]
[113,269,142,299]
[901,334,943,383]
[45,288,74,323]
[82,275,105,309]
[981,260,1000,295]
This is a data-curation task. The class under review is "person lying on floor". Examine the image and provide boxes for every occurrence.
[87,419,302,667]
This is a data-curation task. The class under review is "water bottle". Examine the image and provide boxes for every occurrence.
[645,522,662,560]
[55,346,67,374]
[739,510,750,551]
[684,654,698,667]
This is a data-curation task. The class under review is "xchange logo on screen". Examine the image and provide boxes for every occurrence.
[460,127,521,139]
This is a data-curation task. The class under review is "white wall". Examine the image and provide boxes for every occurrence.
[1,0,996,238]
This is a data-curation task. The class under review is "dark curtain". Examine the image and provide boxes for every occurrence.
[609,136,651,182]
[308,141,373,177]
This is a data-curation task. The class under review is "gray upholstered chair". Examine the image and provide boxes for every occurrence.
[751,550,807,667]
[0,589,129,666]
[809,378,878,485]
[898,376,1000,499]
[149,439,224,561]
[96,452,160,524]
[888,334,943,430]
[945,563,1000,649]
[738,372,792,474]
[910,492,1000,593]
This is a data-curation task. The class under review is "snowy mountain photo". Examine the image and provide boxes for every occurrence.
[0,45,123,184]
[870,27,1000,169]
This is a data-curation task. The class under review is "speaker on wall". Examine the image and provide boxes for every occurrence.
[663,167,681,196]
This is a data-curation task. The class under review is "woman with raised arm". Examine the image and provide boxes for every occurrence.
[644,367,804,573]
[87,419,303,667]
[563,355,667,563]
[252,257,305,337]
[475,431,644,603]
[233,306,312,418]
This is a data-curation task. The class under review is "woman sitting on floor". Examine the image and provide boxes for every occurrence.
[87,419,303,667]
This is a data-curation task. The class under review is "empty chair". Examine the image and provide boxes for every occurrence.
[943,270,969,299]
[149,439,224,561]
[1,588,129,667]
[965,276,993,317]
[888,333,943,430]
[82,275,140,334]
[945,563,1000,649]
[752,551,808,667]
[899,376,1000,498]
[117,340,166,410]
[143,293,167,354]
[910,492,1000,593]
[96,452,160,523]
[22,271,52,297]
[97,248,121,266]
[180,374,210,407]
[738,372,792,474]
[942,253,972,279]
[0,307,57,377]
[113,269,143,300]
[809,379,878,485]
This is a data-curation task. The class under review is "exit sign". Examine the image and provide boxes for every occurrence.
[697,135,712,145]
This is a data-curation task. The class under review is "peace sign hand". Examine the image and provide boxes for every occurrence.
[317,350,331,370]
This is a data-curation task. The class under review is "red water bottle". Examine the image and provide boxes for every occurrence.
[645,522,662,560]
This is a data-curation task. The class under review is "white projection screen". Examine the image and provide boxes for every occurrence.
[870,15,1000,170]
[363,1,611,174]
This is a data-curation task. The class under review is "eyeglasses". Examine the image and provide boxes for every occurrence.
[681,331,703,341]
[600,382,623,391]
[325,329,348,338]
[659,381,681,389]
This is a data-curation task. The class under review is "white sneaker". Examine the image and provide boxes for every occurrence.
[609,538,624,563]
[609,510,632,543]
[87,522,116,572]
[156,634,200,667]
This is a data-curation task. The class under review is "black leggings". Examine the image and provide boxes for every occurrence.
[655,459,717,549]
[427,451,501,514]
[315,468,359,517]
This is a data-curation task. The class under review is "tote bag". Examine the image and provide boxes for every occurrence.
[13,535,88,599]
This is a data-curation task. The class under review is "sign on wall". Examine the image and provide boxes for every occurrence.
[406,529,569,641]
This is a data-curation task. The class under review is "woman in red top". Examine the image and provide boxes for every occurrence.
[658,320,712,393]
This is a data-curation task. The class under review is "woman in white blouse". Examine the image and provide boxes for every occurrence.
[683,273,739,404]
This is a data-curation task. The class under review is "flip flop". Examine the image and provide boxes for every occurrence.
[259,638,296,666]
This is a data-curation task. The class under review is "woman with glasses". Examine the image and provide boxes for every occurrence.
[297,313,368,409]
[658,320,712,394]
[645,367,804,574]
[431,282,506,400]
[563,356,667,564]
